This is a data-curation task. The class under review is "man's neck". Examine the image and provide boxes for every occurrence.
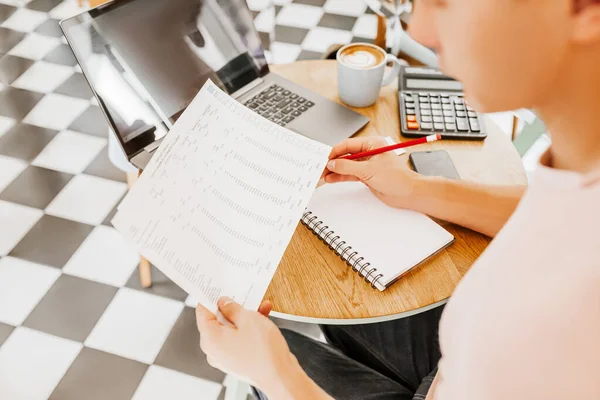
[537,51,600,174]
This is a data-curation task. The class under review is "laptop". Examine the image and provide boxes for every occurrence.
[60,0,370,169]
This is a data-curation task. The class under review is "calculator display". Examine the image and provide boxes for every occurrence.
[406,78,463,91]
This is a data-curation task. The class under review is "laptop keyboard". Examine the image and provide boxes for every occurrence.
[243,84,315,127]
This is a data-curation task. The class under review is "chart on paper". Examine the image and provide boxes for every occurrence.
[112,80,331,312]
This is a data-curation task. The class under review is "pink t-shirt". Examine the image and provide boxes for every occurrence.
[435,151,600,399]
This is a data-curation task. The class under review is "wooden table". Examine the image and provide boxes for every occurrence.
[264,60,527,324]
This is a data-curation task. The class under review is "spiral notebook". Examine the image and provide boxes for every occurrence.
[302,182,454,291]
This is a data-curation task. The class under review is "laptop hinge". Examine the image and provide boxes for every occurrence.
[143,137,164,153]
[231,78,264,99]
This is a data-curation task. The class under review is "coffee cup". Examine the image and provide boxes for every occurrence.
[337,43,405,108]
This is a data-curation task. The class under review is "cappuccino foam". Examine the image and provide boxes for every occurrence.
[339,45,385,69]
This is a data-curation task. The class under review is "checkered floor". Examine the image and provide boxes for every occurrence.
[0,0,373,398]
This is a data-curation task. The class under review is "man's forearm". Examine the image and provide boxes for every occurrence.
[407,176,526,237]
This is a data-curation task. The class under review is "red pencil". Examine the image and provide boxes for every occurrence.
[341,134,442,160]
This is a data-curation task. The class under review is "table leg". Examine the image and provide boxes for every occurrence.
[375,14,387,50]
[511,115,519,141]
[139,257,152,288]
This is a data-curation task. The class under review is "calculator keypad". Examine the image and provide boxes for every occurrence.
[400,92,486,139]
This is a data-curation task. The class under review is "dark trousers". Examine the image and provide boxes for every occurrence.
[254,305,444,400]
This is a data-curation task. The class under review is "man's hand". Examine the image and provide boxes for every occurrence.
[322,136,424,209]
[196,298,297,390]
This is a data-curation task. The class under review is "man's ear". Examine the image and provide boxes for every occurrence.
[572,2,600,43]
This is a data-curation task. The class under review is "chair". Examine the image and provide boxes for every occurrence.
[369,0,438,67]
[511,115,547,158]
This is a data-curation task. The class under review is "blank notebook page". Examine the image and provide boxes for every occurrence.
[307,182,454,290]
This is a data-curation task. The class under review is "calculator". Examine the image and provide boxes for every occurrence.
[398,66,486,140]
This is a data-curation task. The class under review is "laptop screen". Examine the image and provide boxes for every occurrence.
[61,0,268,156]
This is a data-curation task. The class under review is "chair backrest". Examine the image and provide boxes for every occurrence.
[513,117,547,158]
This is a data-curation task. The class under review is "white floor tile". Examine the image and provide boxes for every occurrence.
[0,155,26,193]
[264,49,273,64]
[132,365,222,400]
[352,14,378,39]
[301,26,353,53]
[23,93,90,131]
[7,32,60,61]
[45,174,127,226]
[1,7,47,32]
[253,8,276,33]
[0,0,32,6]
[32,130,107,174]
[49,0,84,20]
[271,42,302,64]
[0,327,82,400]
[0,200,43,256]
[0,116,15,139]
[12,61,74,94]
[85,288,184,364]
[247,0,271,12]
[63,225,140,287]
[184,295,199,308]
[324,0,367,17]
[2,8,48,32]
[0,257,61,326]
[276,3,323,29]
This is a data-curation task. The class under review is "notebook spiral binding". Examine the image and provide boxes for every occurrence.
[301,211,384,289]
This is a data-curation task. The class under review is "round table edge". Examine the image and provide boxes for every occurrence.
[271,298,449,325]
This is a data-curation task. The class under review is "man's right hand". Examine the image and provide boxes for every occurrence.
[323,136,424,210]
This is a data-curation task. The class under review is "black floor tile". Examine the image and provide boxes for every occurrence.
[34,18,63,38]
[0,123,58,161]
[0,165,72,209]
[50,348,148,400]
[0,54,35,85]
[0,322,14,347]
[274,25,309,45]
[351,36,374,44]
[293,0,327,6]
[318,13,358,31]
[43,43,77,67]
[154,307,226,383]
[258,30,271,50]
[54,72,93,99]
[296,50,323,61]
[10,215,94,268]
[68,105,109,137]
[0,87,44,120]
[26,0,62,12]
[24,274,118,342]
[125,264,188,302]
[0,4,17,25]
[84,146,128,183]
[0,27,25,54]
